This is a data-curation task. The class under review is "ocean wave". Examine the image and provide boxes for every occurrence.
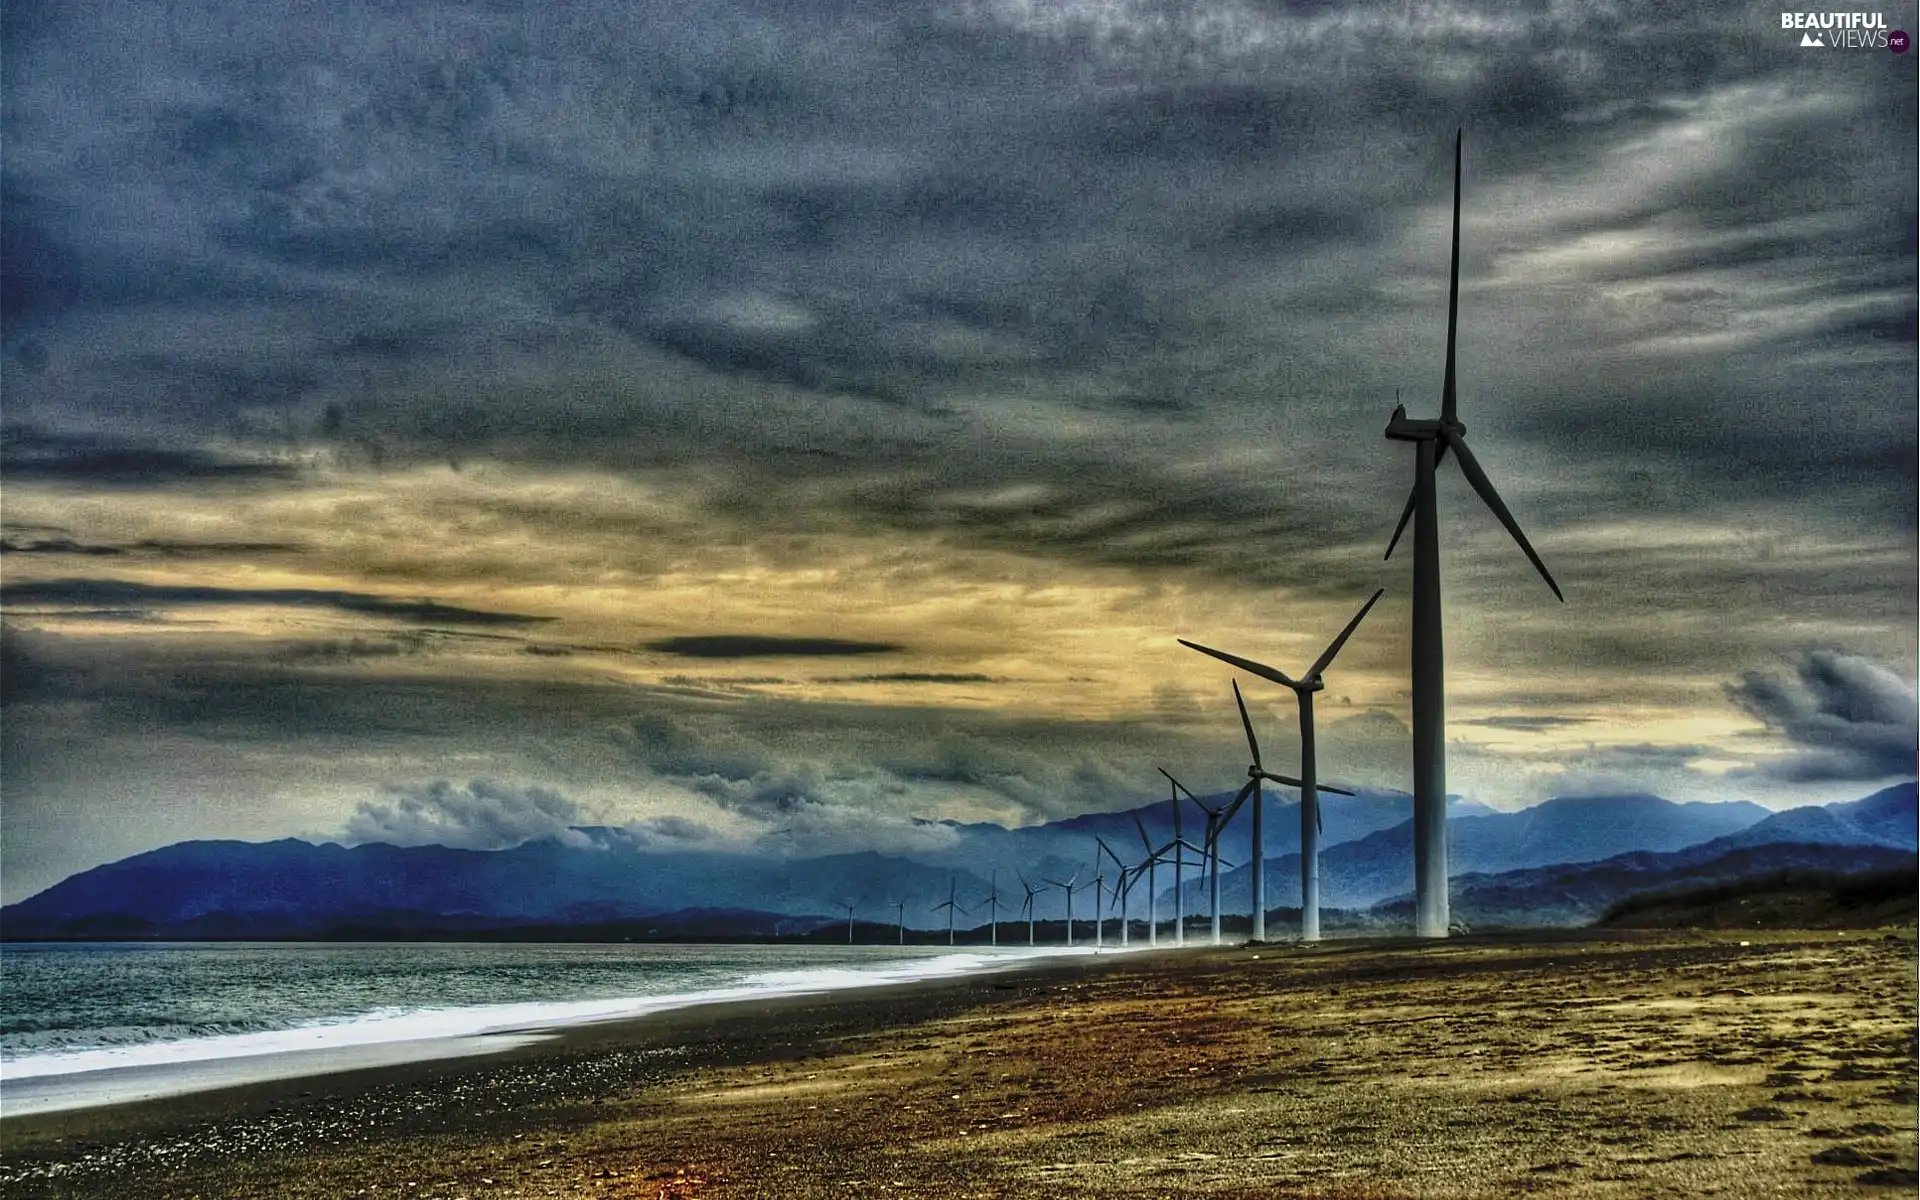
[0,946,1078,1082]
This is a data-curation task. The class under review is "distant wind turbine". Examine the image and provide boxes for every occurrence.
[1131,811,1161,946]
[1096,836,1131,947]
[1159,772,1191,946]
[1181,588,1383,941]
[1160,769,1228,945]
[1042,869,1084,946]
[930,876,970,947]
[887,896,910,945]
[1090,859,1109,949]
[1381,130,1564,937]
[1016,870,1050,946]
[982,869,1002,947]
[1163,772,1243,946]
[835,899,857,945]
[1189,683,1347,941]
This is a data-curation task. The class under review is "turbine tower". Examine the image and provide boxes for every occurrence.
[836,899,857,945]
[1090,861,1108,949]
[888,896,909,945]
[1096,836,1131,947]
[1159,770,1225,944]
[1167,777,1243,947]
[1188,684,1335,941]
[1181,588,1384,941]
[982,869,1002,947]
[1382,130,1564,937]
[931,876,970,946]
[1043,869,1083,946]
[1162,773,1189,945]
[1016,870,1049,946]
[1130,812,1161,946]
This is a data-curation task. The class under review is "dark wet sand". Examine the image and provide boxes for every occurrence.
[3,927,1914,1198]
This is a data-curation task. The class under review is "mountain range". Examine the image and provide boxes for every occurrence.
[3,783,1912,940]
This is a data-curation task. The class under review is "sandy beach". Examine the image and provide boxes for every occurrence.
[3,927,1914,1198]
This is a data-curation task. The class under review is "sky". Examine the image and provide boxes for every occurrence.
[2,0,1915,903]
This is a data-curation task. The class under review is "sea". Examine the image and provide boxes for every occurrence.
[0,941,1075,1114]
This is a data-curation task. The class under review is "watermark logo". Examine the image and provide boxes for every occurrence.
[1781,11,1898,49]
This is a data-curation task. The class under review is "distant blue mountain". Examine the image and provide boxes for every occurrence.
[1376,841,1917,930]
[1175,792,1775,911]
[7,783,1909,940]
[1706,782,1917,852]
[0,836,995,939]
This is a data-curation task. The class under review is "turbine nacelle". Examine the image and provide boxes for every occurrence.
[1383,413,1456,441]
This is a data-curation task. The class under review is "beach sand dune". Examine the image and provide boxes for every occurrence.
[3,928,1913,1198]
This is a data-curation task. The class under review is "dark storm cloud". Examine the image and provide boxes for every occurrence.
[0,534,301,558]
[0,628,84,708]
[3,0,1909,591]
[0,579,551,627]
[3,0,1915,897]
[1458,716,1597,733]
[1728,651,1919,782]
[646,635,901,658]
[824,673,1001,684]
[0,428,300,486]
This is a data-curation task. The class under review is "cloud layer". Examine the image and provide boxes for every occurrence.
[1,0,1913,899]
[340,779,595,850]
[1730,651,1920,782]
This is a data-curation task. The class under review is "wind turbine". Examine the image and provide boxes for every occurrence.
[1096,837,1131,947]
[1042,869,1083,946]
[1152,829,1214,946]
[1090,859,1109,949]
[930,876,970,947]
[1160,769,1229,945]
[1016,870,1049,946]
[1130,812,1161,946]
[1188,682,1347,941]
[1162,773,1245,946]
[1381,130,1564,937]
[835,899,857,945]
[981,869,1002,947]
[1181,588,1384,941]
[1160,772,1191,946]
[887,896,910,945]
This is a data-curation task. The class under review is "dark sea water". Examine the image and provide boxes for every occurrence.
[0,941,1055,1080]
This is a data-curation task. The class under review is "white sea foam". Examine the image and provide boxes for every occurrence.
[0,946,1091,1113]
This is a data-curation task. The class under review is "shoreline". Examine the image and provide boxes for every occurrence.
[3,928,1913,1198]
[1,943,1098,1119]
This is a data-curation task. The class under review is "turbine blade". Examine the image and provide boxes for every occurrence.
[1160,769,1205,809]
[1316,781,1357,797]
[1217,777,1257,828]
[1443,128,1462,429]
[1258,769,1307,789]
[1234,679,1263,769]
[1316,800,1324,836]
[1179,640,1298,689]
[1445,430,1564,601]
[1132,810,1153,852]
[1306,588,1386,681]
[1383,485,1416,561]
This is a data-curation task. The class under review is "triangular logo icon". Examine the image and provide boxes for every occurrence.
[1800,31,1824,46]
